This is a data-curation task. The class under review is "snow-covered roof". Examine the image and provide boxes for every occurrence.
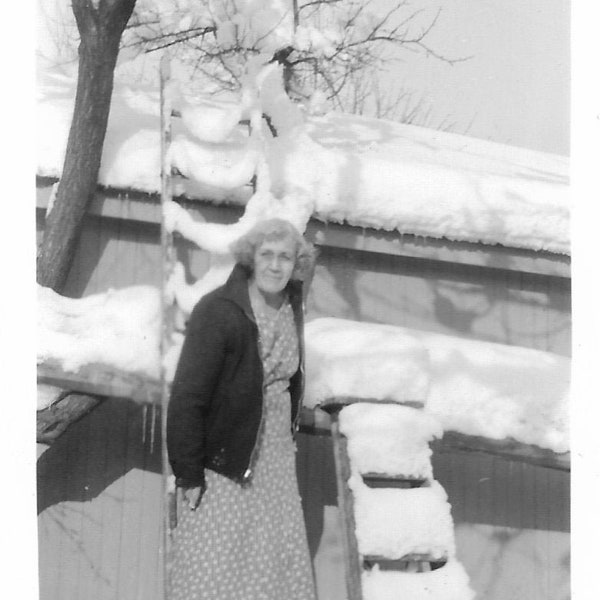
[37,66,570,255]
[37,285,570,454]
[305,318,569,454]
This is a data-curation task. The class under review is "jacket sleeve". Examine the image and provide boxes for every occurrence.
[167,297,230,488]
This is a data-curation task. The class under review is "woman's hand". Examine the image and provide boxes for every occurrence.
[182,484,206,511]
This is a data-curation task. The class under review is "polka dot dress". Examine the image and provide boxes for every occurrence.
[170,299,317,600]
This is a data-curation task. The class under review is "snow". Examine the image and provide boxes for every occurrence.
[168,133,260,190]
[36,62,570,254]
[294,25,340,58]
[291,114,569,254]
[339,404,442,480]
[350,477,455,560]
[257,64,305,135]
[166,253,236,315]
[419,328,570,454]
[179,97,243,144]
[305,318,570,453]
[362,560,475,600]
[37,285,161,378]
[37,384,63,412]
[304,319,430,408]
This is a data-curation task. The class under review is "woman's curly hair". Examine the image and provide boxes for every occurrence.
[230,218,317,281]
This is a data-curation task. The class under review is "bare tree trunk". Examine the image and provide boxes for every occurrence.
[37,0,136,292]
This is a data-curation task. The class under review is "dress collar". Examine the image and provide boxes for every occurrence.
[220,263,303,321]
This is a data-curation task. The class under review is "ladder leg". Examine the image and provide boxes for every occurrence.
[159,53,176,600]
[330,413,363,600]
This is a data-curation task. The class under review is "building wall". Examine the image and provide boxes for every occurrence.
[37,398,163,600]
[36,190,571,600]
[310,245,570,355]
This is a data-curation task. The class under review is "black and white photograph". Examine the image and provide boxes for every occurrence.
[6,0,596,598]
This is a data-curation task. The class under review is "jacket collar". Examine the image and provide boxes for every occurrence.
[220,263,303,321]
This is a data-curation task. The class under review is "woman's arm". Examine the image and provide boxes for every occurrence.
[167,296,230,490]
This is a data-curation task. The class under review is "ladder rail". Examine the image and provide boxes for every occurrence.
[328,398,453,599]
[159,53,177,600]
[330,411,364,600]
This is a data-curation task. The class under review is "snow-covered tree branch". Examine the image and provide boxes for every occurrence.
[124,0,466,115]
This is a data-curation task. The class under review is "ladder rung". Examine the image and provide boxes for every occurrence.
[362,474,429,488]
[363,555,448,571]
[320,397,425,414]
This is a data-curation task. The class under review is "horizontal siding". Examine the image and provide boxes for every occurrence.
[37,399,163,600]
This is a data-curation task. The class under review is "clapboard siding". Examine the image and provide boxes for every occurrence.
[428,450,569,600]
[37,399,163,600]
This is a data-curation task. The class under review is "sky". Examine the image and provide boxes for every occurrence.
[377,0,571,156]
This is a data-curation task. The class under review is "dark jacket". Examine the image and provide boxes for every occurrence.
[166,263,305,489]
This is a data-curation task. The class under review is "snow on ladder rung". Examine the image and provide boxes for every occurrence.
[337,402,443,483]
[362,559,475,600]
[351,479,456,562]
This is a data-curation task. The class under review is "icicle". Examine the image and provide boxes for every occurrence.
[151,402,157,453]
[142,403,147,447]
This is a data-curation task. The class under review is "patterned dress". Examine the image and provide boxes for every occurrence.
[170,299,316,600]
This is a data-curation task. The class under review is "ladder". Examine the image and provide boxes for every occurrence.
[321,397,454,600]
[159,54,178,599]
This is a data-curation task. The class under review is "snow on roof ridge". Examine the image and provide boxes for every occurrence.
[323,109,569,170]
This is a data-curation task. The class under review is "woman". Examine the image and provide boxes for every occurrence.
[167,218,317,600]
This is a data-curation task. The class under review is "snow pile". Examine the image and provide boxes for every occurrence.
[339,404,442,480]
[350,477,455,560]
[305,317,570,453]
[37,285,162,377]
[297,113,569,254]
[179,97,244,144]
[362,560,475,600]
[420,329,570,453]
[304,319,429,408]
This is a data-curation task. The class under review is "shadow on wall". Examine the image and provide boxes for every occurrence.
[37,397,162,515]
[37,397,339,570]
[308,241,570,355]
[428,257,570,351]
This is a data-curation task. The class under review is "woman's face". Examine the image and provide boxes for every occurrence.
[252,237,296,296]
